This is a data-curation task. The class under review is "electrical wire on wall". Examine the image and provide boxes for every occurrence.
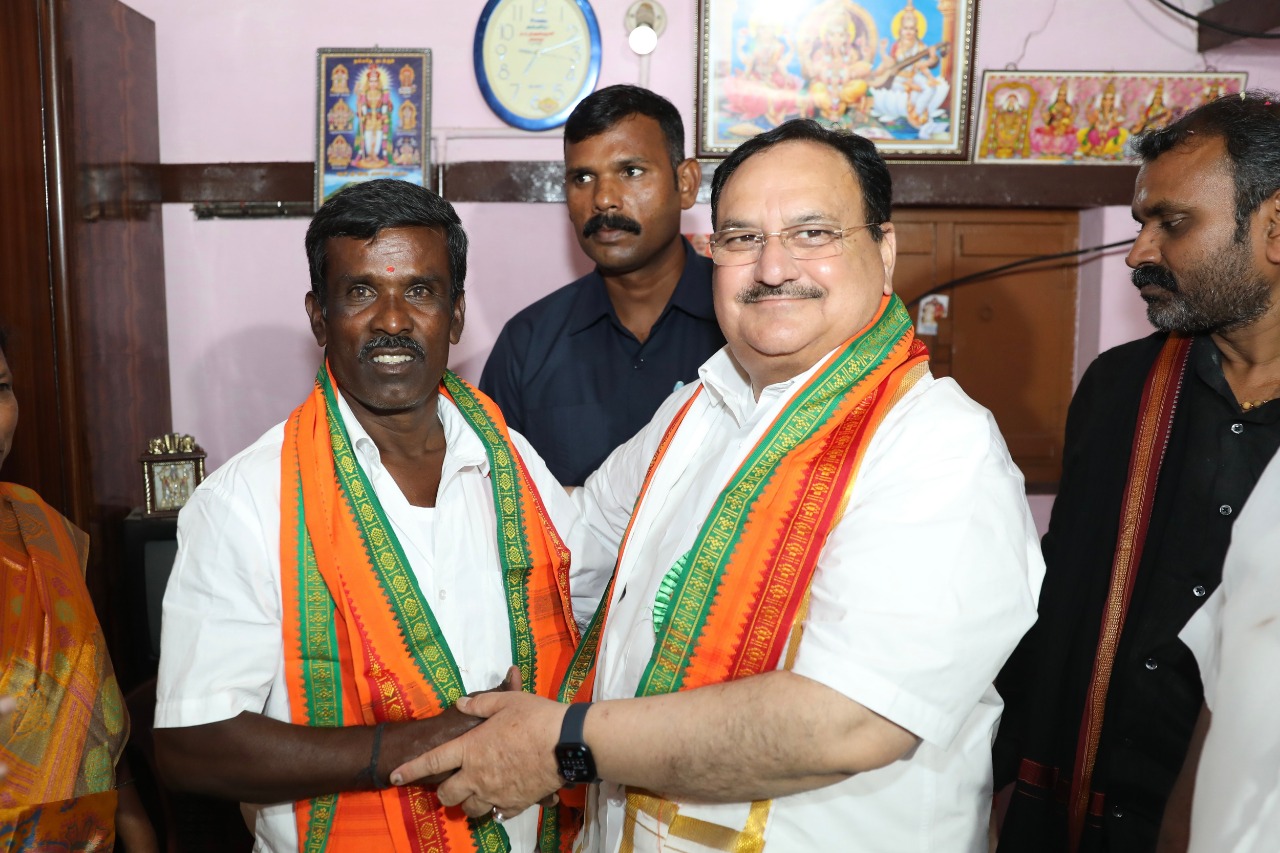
[1148,0,1280,40]
[904,238,1136,310]
[1005,0,1059,70]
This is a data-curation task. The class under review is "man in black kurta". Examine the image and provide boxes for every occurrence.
[995,91,1280,853]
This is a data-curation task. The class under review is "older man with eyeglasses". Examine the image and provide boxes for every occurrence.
[390,119,1045,853]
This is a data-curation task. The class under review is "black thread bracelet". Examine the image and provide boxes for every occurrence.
[360,721,388,790]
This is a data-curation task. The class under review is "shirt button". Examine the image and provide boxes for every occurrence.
[1145,658,1158,671]
[1193,585,1207,597]
[439,588,448,600]
[1112,805,1125,818]
[1231,422,1244,434]
[1219,504,1233,516]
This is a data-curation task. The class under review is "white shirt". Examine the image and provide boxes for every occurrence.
[1180,449,1280,853]
[574,347,1045,853]
[156,391,612,853]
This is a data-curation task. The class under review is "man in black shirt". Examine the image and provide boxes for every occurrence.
[996,91,1280,853]
[480,86,724,485]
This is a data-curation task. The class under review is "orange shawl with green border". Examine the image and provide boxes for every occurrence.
[280,366,586,853]
[570,294,928,851]
[0,483,125,852]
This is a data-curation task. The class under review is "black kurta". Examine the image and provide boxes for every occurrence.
[995,333,1280,852]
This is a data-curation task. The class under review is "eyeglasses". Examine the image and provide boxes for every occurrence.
[708,223,876,266]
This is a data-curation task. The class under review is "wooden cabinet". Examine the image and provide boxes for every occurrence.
[0,0,169,682]
[894,209,1079,490]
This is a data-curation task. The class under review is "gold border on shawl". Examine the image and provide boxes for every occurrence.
[1070,335,1188,843]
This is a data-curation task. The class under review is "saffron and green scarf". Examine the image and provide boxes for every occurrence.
[573,294,928,852]
[280,366,587,853]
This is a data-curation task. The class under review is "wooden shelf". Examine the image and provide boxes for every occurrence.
[120,160,1139,215]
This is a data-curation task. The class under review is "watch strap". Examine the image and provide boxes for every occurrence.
[555,701,598,784]
[559,701,592,745]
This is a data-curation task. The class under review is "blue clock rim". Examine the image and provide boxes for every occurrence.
[473,0,602,131]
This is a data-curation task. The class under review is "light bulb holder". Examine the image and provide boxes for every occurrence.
[625,0,666,55]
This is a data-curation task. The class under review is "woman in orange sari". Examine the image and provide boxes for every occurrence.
[0,328,157,851]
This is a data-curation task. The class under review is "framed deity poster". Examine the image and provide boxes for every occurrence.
[316,48,431,204]
[696,0,978,160]
[973,70,1247,165]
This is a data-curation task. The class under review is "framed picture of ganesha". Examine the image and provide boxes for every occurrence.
[973,70,1247,165]
[316,48,432,204]
[695,0,978,160]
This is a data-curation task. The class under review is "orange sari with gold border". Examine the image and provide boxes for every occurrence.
[0,483,125,852]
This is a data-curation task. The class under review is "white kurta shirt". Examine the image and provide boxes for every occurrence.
[156,391,612,853]
[574,347,1045,853]
[1180,448,1280,853]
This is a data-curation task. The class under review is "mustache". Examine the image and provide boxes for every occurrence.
[358,335,425,362]
[582,212,642,239]
[736,283,825,304]
[1132,264,1179,293]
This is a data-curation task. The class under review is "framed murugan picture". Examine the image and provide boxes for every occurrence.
[316,48,431,204]
[973,70,1247,165]
[696,0,978,160]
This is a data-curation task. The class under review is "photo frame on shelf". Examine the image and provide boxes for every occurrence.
[139,433,206,518]
[973,70,1248,165]
[695,0,978,160]
[316,48,431,204]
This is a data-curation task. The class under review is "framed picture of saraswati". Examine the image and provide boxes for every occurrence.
[696,0,978,160]
[316,48,431,204]
[973,70,1248,165]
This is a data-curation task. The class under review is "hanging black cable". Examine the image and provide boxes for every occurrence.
[905,238,1136,310]
[1149,0,1280,39]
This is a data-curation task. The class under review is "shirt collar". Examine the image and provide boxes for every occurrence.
[697,344,837,427]
[565,238,716,335]
[1195,335,1280,422]
[335,387,492,481]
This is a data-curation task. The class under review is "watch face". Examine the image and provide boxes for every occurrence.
[555,742,597,784]
[474,0,601,130]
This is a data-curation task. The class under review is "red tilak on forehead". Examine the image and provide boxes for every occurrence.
[386,266,395,272]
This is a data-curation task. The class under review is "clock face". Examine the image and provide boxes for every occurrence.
[474,0,602,130]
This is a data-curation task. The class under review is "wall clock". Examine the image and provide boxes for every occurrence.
[474,0,602,131]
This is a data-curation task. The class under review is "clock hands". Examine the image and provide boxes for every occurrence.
[518,34,582,73]
[536,34,582,54]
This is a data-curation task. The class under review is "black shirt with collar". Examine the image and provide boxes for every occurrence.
[996,333,1280,852]
[479,240,725,486]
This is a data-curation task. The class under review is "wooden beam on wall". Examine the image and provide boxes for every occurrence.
[1198,0,1280,51]
[143,160,1140,213]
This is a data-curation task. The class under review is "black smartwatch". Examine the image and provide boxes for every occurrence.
[555,702,599,785]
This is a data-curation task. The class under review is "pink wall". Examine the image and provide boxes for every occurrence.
[125,0,1276,515]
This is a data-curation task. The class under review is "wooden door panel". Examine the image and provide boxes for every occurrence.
[893,209,1078,490]
[0,0,73,510]
[3,0,168,686]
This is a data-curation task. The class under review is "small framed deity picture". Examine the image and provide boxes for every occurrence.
[316,48,432,204]
[139,433,207,518]
[695,0,978,160]
[972,70,1247,165]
